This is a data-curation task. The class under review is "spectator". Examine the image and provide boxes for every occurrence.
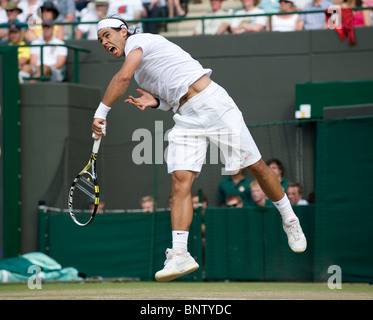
[142,0,165,34]
[17,0,44,23]
[53,0,76,39]
[362,0,373,25]
[218,169,253,207]
[287,182,309,205]
[108,0,143,30]
[0,1,24,41]
[192,191,208,212]
[307,190,315,204]
[29,19,68,82]
[230,0,268,33]
[140,195,154,212]
[259,0,280,13]
[225,194,244,208]
[89,196,106,213]
[167,0,185,18]
[0,0,7,22]
[193,0,233,35]
[250,180,273,207]
[108,0,143,21]
[267,0,299,32]
[76,0,109,40]
[8,20,32,82]
[340,0,371,27]
[296,0,330,30]
[75,0,91,12]
[26,1,63,42]
[266,158,288,191]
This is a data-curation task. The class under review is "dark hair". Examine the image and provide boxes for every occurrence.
[288,182,303,195]
[266,158,285,175]
[104,14,138,39]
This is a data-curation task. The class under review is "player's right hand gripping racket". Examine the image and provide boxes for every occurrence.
[68,126,105,226]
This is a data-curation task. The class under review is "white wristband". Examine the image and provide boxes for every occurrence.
[94,102,111,120]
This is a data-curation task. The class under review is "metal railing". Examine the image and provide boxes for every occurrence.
[13,43,90,83]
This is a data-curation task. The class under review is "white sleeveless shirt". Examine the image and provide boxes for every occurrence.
[125,33,212,111]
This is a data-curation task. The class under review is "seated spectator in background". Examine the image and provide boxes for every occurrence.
[26,1,64,41]
[17,0,44,24]
[76,0,109,40]
[267,0,299,31]
[307,190,315,204]
[362,0,373,25]
[287,182,309,205]
[193,0,233,35]
[296,0,330,30]
[53,0,76,39]
[259,0,280,13]
[192,191,208,212]
[89,196,106,214]
[75,0,91,12]
[266,158,288,191]
[140,195,154,212]
[142,0,165,34]
[167,0,185,18]
[0,1,24,41]
[340,0,371,27]
[226,194,244,208]
[218,169,253,207]
[108,0,143,31]
[8,21,32,82]
[250,180,273,207]
[29,19,67,82]
[230,0,268,33]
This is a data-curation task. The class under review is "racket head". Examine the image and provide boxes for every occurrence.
[68,162,99,227]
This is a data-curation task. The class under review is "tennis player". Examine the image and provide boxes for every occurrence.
[92,16,307,282]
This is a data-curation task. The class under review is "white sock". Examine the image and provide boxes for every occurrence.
[172,230,189,253]
[272,194,297,221]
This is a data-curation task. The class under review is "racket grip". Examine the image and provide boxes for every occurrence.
[92,124,106,154]
[92,124,106,138]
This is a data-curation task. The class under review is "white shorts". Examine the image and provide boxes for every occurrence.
[167,81,261,175]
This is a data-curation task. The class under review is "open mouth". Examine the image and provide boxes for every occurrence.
[108,46,117,54]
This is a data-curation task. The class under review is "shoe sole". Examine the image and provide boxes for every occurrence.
[155,264,199,282]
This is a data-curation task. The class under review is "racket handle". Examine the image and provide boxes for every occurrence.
[92,124,106,154]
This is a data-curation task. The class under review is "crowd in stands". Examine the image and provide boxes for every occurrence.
[1,0,372,82]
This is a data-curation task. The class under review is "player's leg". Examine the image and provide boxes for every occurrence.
[247,159,307,252]
[155,170,199,282]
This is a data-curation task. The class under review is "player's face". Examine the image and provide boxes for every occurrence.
[98,27,127,58]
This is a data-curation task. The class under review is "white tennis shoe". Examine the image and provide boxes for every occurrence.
[283,217,307,253]
[155,248,199,282]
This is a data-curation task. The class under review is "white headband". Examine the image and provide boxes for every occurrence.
[97,18,127,32]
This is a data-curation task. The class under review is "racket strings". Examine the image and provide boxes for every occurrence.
[71,172,97,225]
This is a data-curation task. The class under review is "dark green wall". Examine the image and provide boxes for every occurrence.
[19,27,373,253]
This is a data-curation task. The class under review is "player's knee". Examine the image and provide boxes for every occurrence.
[171,170,195,195]
[247,158,269,178]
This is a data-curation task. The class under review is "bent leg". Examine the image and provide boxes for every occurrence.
[247,158,307,252]
[247,158,284,202]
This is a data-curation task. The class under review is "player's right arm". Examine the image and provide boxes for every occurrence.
[92,48,143,138]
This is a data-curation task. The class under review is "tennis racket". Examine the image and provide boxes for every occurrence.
[68,125,105,226]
